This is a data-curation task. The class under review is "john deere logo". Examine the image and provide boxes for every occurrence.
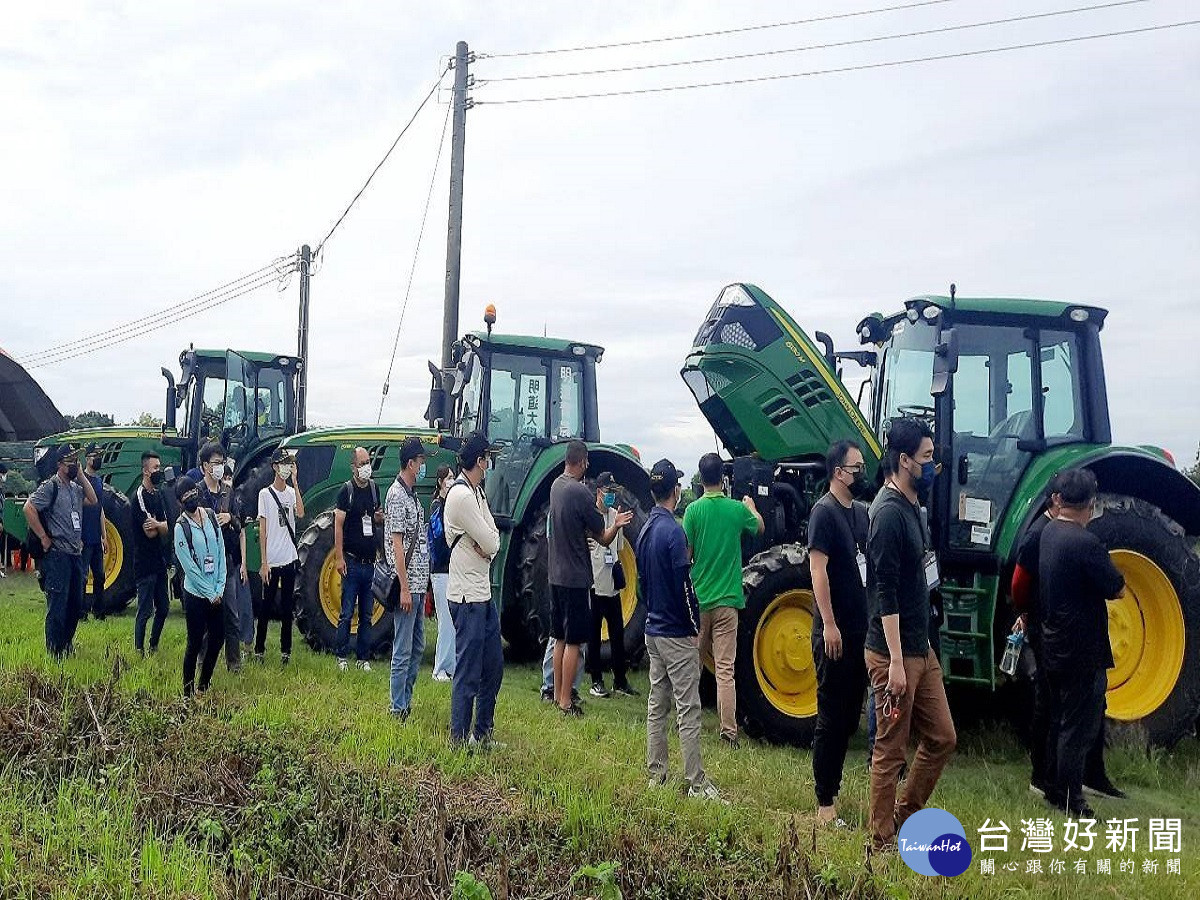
[898,808,972,877]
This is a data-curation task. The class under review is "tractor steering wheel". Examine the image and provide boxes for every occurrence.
[897,404,936,420]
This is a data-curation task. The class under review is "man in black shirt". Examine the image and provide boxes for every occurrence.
[130,451,170,657]
[548,440,631,716]
[1038,468,1125,818]
[864,418,956,850]
[334,446,384,671]
[808,440,871,827]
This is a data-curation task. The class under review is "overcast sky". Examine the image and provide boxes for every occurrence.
[2,1,1198,475]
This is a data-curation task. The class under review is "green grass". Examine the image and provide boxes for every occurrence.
[0,569,1197,898]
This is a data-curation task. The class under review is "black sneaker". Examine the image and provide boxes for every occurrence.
[721,735,741,750]
[1084,780,1127,800]
[571,688,582,706]
[560,703,584,719]
[613,682,639,697]
[540,687,555,703]
[281,653,291,667]
[589,681,610,698]
[391,708,410,723]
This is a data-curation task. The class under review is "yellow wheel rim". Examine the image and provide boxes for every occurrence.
[318,548,387,631]
[1106,549,1185,721]
[601,540,639,642]
[85,519,123,593]
[752,588,818,718]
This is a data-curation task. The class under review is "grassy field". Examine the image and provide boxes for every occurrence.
[0,570,1196,899]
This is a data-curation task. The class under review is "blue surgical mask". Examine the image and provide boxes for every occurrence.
[916,460,937,497]
[417,463,427,480]
[603,492,616,508]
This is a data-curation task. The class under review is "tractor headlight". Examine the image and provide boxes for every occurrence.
[906,308,920,323]
[1068,308,1090,323]
[922,305,940,321]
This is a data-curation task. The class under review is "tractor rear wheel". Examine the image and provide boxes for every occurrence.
[737,544,819,746]
[86,486,136,615]
[1089,495,1200,747]
[295,511,394,659]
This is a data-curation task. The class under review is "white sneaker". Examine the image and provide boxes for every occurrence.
[337,658,348,672]
[433,671,452,682]
[687,781,728,804]
[359,661,372,672]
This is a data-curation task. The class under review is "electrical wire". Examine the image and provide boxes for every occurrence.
[482,0,960,58]
[21,263,295,369]
[481,1,1152,83]
[312,65,450,260]
[376,94,454,424]
[19,256,296,366]
[476,19,1199,104]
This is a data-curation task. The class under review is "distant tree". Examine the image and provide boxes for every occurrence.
[64,410,115,429]
[128,412,164,428]
[675,472,704,515]
[1185,441,1200,488]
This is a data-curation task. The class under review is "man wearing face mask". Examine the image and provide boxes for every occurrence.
[192,442,245,672]
[808,440,871,827]
[864,418,956,851]
[256,449,304,665]
[586,472,636,699]
[80,444,109,621]
[334,447,383,672]
[130,451,170,657]
[24,444,98,658]
[385,436,429,719]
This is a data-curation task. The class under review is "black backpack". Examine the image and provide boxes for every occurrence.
[24,479,60,561]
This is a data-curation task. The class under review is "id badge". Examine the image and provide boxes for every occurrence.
[71,510,82,532]
[203,555,216,575]
[856,550,868,588]
[361,514,373,538]
[603,548,616,567]
[923,551,940,589]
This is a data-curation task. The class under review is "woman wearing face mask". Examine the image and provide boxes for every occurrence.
[173,477,227,697]
[426,465,457,681]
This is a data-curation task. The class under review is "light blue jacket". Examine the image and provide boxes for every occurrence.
[174,509,227,600]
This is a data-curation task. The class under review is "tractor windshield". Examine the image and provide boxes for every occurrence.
[877,318,938,428]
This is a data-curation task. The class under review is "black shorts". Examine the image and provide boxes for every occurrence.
[550,585,590,645]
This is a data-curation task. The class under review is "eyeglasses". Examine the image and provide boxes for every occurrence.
[839,464,866,474]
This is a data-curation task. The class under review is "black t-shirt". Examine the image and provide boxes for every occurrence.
[1015,513,1051,643]
[196,478,242,566]
[807,493,870,639]
[865,488,931,658]
[336,480,380,561]
[548,473,605,589]
[130,484,168,577]
[1038,519,1125,672]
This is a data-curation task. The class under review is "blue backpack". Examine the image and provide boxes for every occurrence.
[427,499,451,571]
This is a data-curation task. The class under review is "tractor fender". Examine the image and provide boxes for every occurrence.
[1085,450,1200,536]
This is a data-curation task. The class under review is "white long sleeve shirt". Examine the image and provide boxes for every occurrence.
[444,477,500,603]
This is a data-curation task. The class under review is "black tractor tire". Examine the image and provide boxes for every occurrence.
[510,492,649,666]
[87,486,137,615]
[737,544,819,747]
[295,511,394,659]
[1088,495,1200,747]
[232,459,277,525]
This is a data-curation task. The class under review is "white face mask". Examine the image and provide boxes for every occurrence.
[356,463,373,482]
[209,463,225,479]
[277,464,293,480]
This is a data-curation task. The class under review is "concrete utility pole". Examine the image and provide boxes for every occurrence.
[297,243,311,431]
[441,41,471,422]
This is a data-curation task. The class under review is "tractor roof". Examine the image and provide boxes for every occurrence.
[857,295,1108,344]
[189,349,300,366]
[468,332,604,358]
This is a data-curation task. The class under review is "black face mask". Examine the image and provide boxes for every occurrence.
[182,493,201,513]
[65,464,79,480]
[149,470,164,486]
[848,471,870,499]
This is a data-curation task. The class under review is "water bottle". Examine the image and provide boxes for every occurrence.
[1000,631,1024,676]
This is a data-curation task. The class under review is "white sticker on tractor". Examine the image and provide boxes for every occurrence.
[961,496,992,524]
[971,525,993,546]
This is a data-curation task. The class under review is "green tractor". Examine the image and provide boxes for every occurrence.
[1,348,302,614]
[281,317,650,660]
[681,283,1200,747]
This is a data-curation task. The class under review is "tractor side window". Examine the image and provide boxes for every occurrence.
[256,368,287,437]
[202,376,227,443]
[551,362,583,440]
[1039,330,1085,442]
[951,356,989,436]
[457,355,483,435]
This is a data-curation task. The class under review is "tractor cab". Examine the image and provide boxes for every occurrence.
[435,328,603,521]
[161,348,302,478]
[860,295,1110,556]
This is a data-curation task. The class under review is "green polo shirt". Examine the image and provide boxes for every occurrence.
[682,490,759,612]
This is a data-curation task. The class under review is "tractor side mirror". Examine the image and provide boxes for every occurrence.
[931,327,959,396]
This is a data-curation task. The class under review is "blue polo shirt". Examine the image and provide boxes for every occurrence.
[81,473,104,545]
[636,505,700,638]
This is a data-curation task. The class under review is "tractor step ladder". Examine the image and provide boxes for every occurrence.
[939,574,997,689]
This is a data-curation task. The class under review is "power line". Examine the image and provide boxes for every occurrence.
[481,1,1152,83]
[22,264,295,369]
[482,0,960,58]
[476,19,1199,105]
[312,65,450,260]
[19,257,296,366]
[377,95,454,424]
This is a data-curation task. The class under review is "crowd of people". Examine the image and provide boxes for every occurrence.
[20,424,1128,841]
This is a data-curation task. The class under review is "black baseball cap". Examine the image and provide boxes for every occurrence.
[596,472,621,491]
[54,444,80,464]
[400,436,427,466]
[458,431,496,468]
[271,447,295,465]
[84,442,101,457]
[649,459,684,492]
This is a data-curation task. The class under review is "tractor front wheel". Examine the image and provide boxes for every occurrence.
[737,544,820,746]
[295,511,394,659]
[86,486,136,615]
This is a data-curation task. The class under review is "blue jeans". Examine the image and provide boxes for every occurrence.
[81,541,104,615]
[335,561,374,661]
[134,571,169,652]
[390,599,426,712]
[43,550,83,656]
[541,636,585,694]
[450,600,504,742]
[431,573,455,676]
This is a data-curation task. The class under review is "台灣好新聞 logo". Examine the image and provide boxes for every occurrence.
[898,808,973,876]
